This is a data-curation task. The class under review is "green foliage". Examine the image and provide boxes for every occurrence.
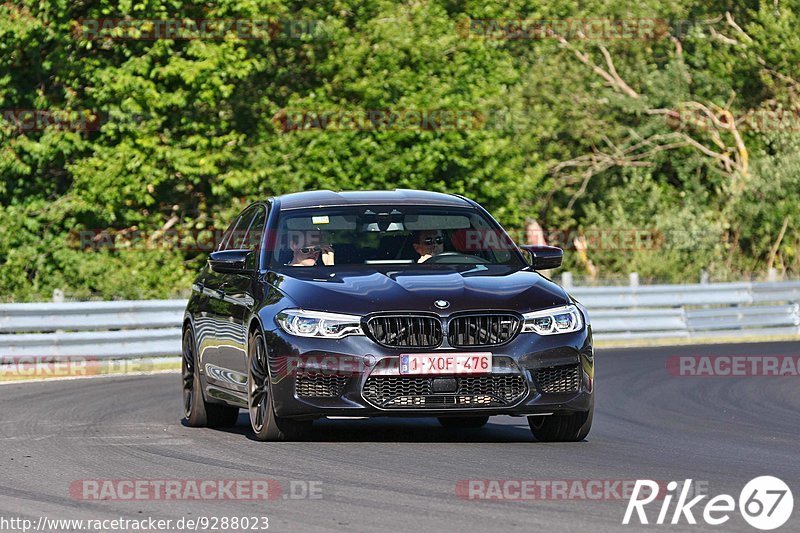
[0,0,798,300]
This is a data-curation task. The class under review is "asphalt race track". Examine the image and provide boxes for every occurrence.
[1,342,798,532]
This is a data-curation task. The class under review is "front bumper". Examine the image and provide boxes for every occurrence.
[263,322,594,419]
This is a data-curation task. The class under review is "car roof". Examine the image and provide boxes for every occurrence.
[275,189,472,210]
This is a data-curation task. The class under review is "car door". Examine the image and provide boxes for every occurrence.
[212,205,265,389]
[200,211,248,389]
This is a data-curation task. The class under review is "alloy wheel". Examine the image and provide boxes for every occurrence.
[181,330,195,418]
[248,333,270,432]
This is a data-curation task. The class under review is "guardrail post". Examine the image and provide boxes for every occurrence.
[629,272,639,287]
[561,272,573,288]
[768,268,778,282]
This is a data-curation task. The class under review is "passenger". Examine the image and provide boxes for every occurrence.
[287,231,334,266]
[412,230,444,263]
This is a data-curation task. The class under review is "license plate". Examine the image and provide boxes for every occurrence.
[399,353,492,375]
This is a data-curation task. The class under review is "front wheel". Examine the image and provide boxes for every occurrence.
[247,329,312,441]
[528,408,592,442]
[437,416,490,428]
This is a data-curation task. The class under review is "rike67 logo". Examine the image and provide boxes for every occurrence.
[624,477,793,530]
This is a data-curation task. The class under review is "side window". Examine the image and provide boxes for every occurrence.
[241,206,267,251]
[227,207,258,250]
[217,215,244,252]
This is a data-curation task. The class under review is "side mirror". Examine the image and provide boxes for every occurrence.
[208,249,254,274]
[519,245,563,270]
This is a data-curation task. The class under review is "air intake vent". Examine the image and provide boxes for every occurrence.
[448,314,521,347]
[363,375,527,409]
[295,374,349,398]
[366,315,442,348]
[534,364,581,394]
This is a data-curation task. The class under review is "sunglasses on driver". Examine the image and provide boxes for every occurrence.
[299,245,332,254]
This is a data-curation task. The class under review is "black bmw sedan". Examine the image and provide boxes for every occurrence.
[182,190,594,441]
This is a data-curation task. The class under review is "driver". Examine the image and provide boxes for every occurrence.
[287,230,334,266]
[412,230,444,263]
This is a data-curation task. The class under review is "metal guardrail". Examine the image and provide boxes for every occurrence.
[0,282,798,358]
[0,300,185,358]
[573,281,800,341]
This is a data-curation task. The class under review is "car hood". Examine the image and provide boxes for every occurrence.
[268,265,569,315]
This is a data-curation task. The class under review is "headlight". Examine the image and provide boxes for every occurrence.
[276,309,364,339]
[521,305,583,335]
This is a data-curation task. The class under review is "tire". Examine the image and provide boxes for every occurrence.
[528,407,593,442]
[247,329,312,441]
[182,327,240,428]
[437,416,490,428]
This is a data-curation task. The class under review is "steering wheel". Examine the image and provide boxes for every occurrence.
[423,252,491,264]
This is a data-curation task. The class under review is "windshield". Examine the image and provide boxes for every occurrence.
[270,206,524,268]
